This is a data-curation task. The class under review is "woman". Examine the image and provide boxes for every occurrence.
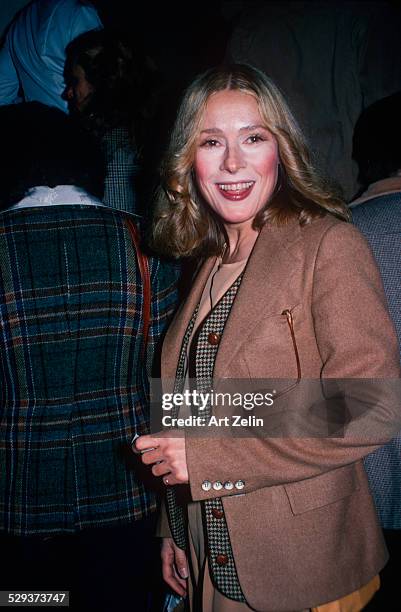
[135,65,400,611]
[64,29,141,213]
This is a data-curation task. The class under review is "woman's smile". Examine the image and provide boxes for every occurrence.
[216,180,255,200]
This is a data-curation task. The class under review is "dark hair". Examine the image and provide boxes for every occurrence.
[353,92,401,187]
[64,29,144,138]
[0,102,105,210]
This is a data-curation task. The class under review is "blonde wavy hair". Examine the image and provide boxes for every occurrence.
[152,64,349,258]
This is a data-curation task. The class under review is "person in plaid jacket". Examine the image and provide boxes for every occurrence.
[0,102,179,610]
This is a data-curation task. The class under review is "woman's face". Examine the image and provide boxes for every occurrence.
[64,64,94,113]
[193,90,279,230]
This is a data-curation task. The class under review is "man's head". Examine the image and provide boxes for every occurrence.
[353,92,401,188]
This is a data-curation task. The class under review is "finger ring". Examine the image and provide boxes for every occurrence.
[164,477,169,485]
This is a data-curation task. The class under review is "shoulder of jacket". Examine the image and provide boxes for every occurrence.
[301,214,345,237]
[301,215,360,245]
[292,216,366,264]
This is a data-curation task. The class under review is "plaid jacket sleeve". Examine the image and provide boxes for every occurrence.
[147,256,181,376]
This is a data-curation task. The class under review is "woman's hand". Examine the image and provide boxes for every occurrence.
[134,433,189,485]
[161,537,188,597]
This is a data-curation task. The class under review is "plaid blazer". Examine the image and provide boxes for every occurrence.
[352,193,401,529]
[0,204,179,536]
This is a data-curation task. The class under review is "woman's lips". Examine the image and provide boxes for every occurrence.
[217,181,255,201]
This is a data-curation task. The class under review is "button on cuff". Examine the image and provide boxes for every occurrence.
[201,480,212,492]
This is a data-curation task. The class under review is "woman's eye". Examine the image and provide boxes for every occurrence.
[246,134,265,144]
[200,139,220,148]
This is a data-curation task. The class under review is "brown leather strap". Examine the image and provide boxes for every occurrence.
[125,218,151,357]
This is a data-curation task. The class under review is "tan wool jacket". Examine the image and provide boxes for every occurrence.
[160,215,401,612]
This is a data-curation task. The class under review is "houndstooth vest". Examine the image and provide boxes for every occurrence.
[165,272,246,602]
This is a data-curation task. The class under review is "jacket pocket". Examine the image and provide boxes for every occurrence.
[242,304,301,393]
[284,463,359,515]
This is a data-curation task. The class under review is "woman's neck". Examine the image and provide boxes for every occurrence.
[223,224,260,263]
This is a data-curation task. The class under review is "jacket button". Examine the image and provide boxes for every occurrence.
[216,553,229,566]
[212,508,224,519]
[235,480,245,490]
[224,481,234,490]
[208,332,220,345]
[201,480,212,491]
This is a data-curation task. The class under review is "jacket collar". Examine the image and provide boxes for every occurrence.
[350,176,401,207]
[8,185,104,210]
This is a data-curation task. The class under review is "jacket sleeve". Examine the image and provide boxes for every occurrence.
[185,223,401,501]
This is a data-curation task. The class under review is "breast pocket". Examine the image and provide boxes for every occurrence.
[242,304,302,396]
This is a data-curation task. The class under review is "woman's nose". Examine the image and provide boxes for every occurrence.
[220,144,246,173]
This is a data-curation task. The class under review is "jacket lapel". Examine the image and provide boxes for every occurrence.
[214,219,303,377]
[162,218,303,381]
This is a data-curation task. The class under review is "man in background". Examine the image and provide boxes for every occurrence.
[0,102,179,610]
[351,92,401,611]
